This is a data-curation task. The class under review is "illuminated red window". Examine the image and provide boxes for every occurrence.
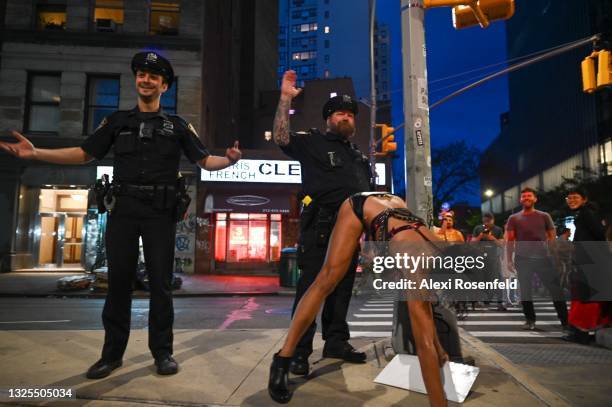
[214,213,283,263]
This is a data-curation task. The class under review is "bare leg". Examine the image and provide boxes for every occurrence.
[279,201,363,357]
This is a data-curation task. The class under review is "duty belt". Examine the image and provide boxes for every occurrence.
[116,184,176,194]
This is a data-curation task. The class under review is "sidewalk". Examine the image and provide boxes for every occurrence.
[0,272,294,298]
[0,329,552,407]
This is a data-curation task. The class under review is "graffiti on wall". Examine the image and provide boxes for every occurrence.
[174,180,196,274]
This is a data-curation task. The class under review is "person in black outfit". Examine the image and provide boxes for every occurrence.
[0,51,242,378]
[563,187,611,343]
[472,212,506,310]
[272,70,372,375]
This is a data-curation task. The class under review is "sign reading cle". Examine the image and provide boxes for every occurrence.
[201,159,302,184]
[201,159,387,185]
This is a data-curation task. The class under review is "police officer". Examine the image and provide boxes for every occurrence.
[0,51,242,378]
[272,70,372,375]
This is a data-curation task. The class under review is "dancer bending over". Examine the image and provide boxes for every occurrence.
[269,192,449,406]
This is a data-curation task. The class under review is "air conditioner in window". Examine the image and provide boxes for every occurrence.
[95,19,116,32]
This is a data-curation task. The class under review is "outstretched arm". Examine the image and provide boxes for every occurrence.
[273,70,302,146]
[0,131,93,164]
[198,141,242,171]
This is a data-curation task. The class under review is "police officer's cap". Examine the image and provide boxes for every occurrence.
[322,94,358,120]
[131,52,174,87]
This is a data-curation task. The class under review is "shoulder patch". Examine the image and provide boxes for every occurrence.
[187,123,199,137]
[95,117,108,132]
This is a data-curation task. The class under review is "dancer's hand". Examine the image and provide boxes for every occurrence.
[435,341,449,367]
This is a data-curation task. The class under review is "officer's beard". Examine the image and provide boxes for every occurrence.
[331,120,355,138]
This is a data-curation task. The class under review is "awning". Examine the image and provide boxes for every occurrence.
[204,191,291,214]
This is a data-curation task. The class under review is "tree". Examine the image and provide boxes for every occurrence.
[431,140,481,212]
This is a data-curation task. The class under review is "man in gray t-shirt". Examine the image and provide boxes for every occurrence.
[506,188,567,330]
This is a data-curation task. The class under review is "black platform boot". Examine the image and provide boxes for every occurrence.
[268,352,293,404]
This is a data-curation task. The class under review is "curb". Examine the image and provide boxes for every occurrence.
[458,327,571,407]
[0,290,295,299]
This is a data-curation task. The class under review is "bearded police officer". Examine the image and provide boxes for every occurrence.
[272,70,372,375]
[0,51,242,378]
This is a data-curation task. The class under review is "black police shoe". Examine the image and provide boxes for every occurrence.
[289,353,309,376]
[322,342,367,363]
[268,352,293,404]
[155,355,179,375]
[85,359,122,379]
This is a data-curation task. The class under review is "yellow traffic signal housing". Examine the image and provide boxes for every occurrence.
[597,50,612,89]
[451,0,515,30]
[582,56,597,93]
[382,125,397,153]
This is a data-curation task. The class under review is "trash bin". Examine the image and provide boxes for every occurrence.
[279,247,300,288]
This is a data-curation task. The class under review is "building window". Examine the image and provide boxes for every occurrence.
[292,51,316,61]
[36,4,66,30]
[291,36,316,48]
[324,69,330,78]
[85,76,120,135]
[324,54,330,63]
[94,0,124,32]
[324,39,329,48]
[161,79,178,114]
[324,10,330,19]
[291,8,316,20]
[214,213,282,263]
[292,23,317,33]
[150,2,180,35]
[324,25,330,33]
[25,73,61,133]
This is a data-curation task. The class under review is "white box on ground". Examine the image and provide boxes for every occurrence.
[374,354,479,403]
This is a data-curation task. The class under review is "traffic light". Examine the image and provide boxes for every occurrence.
[581,50,612,93]
[451,0,515,30]
[597,50,611,89]
[381,125,397,154]
[582,55,597,93]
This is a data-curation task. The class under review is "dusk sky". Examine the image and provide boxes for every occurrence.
[376,3,510,202]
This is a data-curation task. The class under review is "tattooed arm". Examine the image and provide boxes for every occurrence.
[273,70,302,146]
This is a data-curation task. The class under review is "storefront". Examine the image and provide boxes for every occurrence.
[196,158,302,274]
[195,158,389,275]
[10,164,199,273]
[11,165,98,271]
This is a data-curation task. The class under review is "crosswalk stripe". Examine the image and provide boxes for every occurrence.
[363,304,393,307]
[348,321,392,326]
[465,312,558,317]
[469,331,563,338]
[359,308,393,311]
[350,331,392,338]
[459,320,561,326]
[354,314,392,318]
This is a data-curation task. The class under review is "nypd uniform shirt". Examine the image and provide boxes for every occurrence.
[280,129,372,207]
[81,107,209,184]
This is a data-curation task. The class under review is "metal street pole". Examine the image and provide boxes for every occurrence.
[392,0,434,355]
[401,0,433,224]
[369,0,378,175]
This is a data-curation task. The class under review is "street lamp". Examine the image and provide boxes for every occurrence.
[483,189,516,214]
